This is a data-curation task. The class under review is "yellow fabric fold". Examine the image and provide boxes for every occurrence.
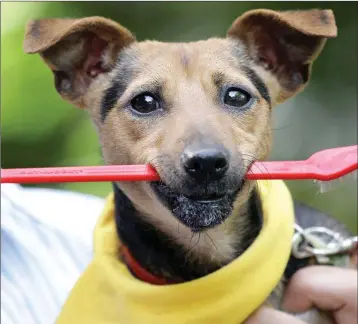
[57,180,294,324]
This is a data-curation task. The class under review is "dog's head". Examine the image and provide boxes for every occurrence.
[24,9,336,232]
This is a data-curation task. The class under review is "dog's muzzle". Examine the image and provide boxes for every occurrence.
[151,179,245,232]
[151,144,247,231]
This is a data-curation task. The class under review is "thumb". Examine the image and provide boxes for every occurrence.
[282,266,357,324]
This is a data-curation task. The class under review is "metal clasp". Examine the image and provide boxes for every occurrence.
[292,224,358,265]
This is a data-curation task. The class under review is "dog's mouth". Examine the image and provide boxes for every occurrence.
[151,179,246,232]
[183,192,227,203]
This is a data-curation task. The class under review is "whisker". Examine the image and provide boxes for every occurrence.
[205,232,218,251]
[241,153,271,188]
[191,233,201,252]
[147,154,170,167]
[272,123,293,131]
[189,232,196,245]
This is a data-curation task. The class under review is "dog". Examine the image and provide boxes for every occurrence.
[24,8,356,324]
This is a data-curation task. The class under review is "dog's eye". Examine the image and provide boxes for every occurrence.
[224,88,251,108]
[130,93,160,114]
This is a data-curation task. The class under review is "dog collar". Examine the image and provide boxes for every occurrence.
[57,180,295,324]
[120,245,170,285]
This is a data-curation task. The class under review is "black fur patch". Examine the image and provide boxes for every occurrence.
[100,51,137,122]
[101,79,123,121]
[236,188,263,252]
[241,65,271,105]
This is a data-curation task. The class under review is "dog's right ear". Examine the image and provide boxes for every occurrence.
[24,17,135,108]
[227,9,337,103]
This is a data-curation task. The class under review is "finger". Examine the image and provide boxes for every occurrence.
[282,266,357,314]
[244,307,307,324]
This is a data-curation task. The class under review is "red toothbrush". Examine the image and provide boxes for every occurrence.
[1,145,357,184]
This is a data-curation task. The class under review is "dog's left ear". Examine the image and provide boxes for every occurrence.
[24,17,135,108]
[228,9,337,102]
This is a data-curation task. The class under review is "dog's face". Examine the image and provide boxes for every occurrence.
[24,10,336,232]
[99,39,274,232]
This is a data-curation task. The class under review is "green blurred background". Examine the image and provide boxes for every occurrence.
[1,2,357,232]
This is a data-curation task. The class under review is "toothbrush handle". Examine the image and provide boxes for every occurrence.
[246,161,316,180]
[1,162,314,184]
[1,145,357,184]
[248,159,357,181]
[1,165,160,184]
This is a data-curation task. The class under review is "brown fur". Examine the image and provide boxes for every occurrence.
[24,9,340,323]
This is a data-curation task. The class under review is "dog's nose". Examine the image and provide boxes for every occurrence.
[182,145,229,182]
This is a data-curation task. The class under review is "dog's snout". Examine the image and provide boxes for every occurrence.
[182,145,229,182]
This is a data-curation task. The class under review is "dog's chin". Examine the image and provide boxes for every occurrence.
[151,180,245,232]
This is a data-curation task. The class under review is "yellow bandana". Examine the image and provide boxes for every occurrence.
[57,180,294,324]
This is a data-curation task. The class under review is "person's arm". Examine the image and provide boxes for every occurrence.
[1,184,106,324]
[245,266,358,324]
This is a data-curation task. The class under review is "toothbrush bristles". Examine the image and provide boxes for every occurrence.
[315,170,357,194]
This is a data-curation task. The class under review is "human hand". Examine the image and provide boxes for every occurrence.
[245,266,358,324]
